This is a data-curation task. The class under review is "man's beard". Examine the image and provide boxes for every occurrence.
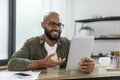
[44,28,61,42]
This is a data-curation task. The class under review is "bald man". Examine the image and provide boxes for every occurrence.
[8,12,94,73]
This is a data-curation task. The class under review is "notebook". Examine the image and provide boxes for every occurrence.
[66,36,94,70]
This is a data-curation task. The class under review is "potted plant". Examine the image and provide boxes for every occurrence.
[79,26,95,36]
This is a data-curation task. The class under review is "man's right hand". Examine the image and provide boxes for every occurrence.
[43,53,66,67]
[26,53,65,70]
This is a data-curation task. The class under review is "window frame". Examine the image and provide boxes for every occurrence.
[0,0,16,66]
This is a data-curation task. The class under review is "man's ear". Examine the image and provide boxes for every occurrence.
[41,22,45,29]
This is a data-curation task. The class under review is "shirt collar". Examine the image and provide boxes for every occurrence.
[39,35,44,46]
[39,34,61,47]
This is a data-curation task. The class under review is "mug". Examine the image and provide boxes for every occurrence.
[98,57,111,66]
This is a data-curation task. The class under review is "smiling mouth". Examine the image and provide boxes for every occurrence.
[52,31,59,37]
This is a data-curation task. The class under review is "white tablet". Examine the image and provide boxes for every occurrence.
[66,36,94,70]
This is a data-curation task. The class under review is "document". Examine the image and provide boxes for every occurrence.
[0,70,40,80]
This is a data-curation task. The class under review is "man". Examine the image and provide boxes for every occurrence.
[8,11,94,73]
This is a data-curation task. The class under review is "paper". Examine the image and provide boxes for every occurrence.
[0,70,40,80]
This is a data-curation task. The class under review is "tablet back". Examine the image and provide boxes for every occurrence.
[66,36,94,70]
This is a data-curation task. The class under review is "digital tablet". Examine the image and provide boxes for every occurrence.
[66,36,94,70]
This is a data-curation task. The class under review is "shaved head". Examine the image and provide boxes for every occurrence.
[43,11,60,22]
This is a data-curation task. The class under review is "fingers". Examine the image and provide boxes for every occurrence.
[46,53,55,59]
[45,53,56,61]
[47,58,65,67]
[80,62,94,73]
[52,57,66,65]
[79,58,95,73]
[81,57,94,62]
[44,53,66,67]
[57,57,66,61]
[57,58,66,64]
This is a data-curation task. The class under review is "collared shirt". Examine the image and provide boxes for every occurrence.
[8,35,70,71]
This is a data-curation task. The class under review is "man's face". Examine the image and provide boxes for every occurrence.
[42,14,64,41]
[44,25,61,41]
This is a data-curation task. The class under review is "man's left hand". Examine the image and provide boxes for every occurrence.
[79,58,94,73]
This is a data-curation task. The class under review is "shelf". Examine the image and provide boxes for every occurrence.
[95,37,120,40]
[95,34,120,40]
[75,16,120,23]
[74,16,120,40]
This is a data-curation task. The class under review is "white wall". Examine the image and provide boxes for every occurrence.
[73,0,120,20]
[16,0,67,50]
[16,0,43,51]
[48,0,68,37]
[67,0,120,55]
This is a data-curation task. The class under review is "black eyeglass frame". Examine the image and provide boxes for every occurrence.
[44,21,64,29]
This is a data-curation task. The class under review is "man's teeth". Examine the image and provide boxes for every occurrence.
[53,32,58,36]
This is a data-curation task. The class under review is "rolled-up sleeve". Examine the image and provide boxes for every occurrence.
[8,40,32,71]
[8,58,31,71]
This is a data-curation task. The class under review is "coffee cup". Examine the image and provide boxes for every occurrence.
[98,57,111,66]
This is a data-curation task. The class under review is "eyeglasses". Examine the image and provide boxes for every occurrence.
[45,21,64,29]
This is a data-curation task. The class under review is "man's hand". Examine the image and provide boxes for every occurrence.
[79,58,94,73]
[26,53,65,70]
[43,53,66,67]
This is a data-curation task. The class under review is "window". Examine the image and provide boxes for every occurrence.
[0,0,9,60]
[0,0,16,66]
[0,0,9,65]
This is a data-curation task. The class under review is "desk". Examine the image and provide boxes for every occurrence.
[0,66,8,70]
[38,65,120,80]
[1,65,120,80]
